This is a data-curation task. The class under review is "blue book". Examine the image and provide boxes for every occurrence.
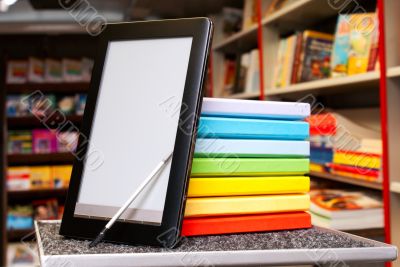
[201,98,310,120]
[195,138,310,157]
[198,117,309,140]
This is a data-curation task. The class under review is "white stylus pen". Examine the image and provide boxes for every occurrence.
[89,152,173,248]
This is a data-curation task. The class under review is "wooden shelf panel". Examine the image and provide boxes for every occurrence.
[7,115,82,128]
[8,152,74,165]
[8,188,68,201]
[7,229,35,242]
[5,82,89,94]
[310,171,383,190]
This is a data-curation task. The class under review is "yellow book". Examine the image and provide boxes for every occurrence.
[188,176,310,197]
[184,194,310,217]
[333,151,380,169]
[52,165,73,188]
[30,166,52,189]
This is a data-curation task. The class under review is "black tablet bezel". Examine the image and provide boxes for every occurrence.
[59,18,212,248]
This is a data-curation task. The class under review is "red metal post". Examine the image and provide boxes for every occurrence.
[377,1,392,265]
[256,0,265,100]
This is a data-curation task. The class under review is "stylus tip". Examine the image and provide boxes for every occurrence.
[89,228,108,248]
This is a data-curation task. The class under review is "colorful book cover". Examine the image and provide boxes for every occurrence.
[201,97,310,120]
[191,158,310,177]
[81,57,94,82]
[52,165,72,188]
[367,13,379,72]
[6,95,30,117]
[188,176,310,197]
[28,57,45,83]
[57,95,76,115]
[30,166,52,189]
[181,212,311,236]
[44,58,63,82]
[310,146,333,165]
[291,31,303,84]
[198,117,309,140]
[6,60,28,84]
[299,31,333,82]
[62,58,83,82]
[7,167,31,190]
[281,34,297,87]
[348,13,376,75]
[30,94,56,118]
[195,138,310,158]
[331,15,351,77]
[333,150,381,169]
[32,129,57,154]
[7,205,33,230]
[8,130,32,154]
[272,38,287,88]
[75,94,87,115]
[33,199,59,220]
[56,131,78,153]
[310,189,382,219]
[184,194,310,217]
[329,163,380,181]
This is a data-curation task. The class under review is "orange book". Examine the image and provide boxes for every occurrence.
[181,212,311,237]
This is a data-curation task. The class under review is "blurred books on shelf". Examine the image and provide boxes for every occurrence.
[8,129,78,155]
[272,30,333,88]
[308,109,382,184]
[310,188,383,230]
[6,57,93,84]
[7,165,72,191]
[6,93,86,118]
[7,199,64,232]
[215,49,260,97]
[7,243,37,267]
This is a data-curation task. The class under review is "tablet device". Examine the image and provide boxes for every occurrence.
[60,18,213,247]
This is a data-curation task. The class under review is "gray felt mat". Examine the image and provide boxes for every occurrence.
[37,222,377,256]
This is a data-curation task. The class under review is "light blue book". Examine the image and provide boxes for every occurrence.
[195,138,309,157]
[201,98,310,120]
[198,117,309,140]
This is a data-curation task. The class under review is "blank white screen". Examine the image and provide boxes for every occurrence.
[75,37,193,225]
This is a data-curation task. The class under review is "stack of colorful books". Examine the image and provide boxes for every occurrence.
[182,98,311,236]
[308,111,382,182]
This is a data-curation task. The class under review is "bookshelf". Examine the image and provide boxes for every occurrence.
[210,1,400,266]
[0,34,94,262]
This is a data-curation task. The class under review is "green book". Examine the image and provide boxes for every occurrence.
[191,158,310,177]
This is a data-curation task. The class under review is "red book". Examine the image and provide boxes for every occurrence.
[181,212,311,237]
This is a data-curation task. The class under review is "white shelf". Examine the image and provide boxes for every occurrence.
[265,71,380,97]
[387,66,400,78]
[264,66,400,98]
[391,182,400,194]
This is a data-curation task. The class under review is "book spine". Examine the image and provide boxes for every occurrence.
[291,32,303,84]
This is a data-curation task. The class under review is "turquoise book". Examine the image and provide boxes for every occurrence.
[198,117,309,140]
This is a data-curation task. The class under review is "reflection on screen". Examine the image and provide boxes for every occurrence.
[74,37,193,225]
